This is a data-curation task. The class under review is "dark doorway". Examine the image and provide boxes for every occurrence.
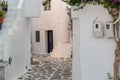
[47,30,53,53]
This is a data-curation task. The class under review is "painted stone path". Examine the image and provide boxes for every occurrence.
[18,54,72,80]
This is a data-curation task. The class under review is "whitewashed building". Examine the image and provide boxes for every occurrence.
[31,0,72,58]
[72,4,116,80]
[0,0,116,80]
[0,0,41,80]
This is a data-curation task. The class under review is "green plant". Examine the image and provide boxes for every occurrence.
[62,0,120,11]
[4,1,8,8]
[0,11,4,17]
[1,0,8,8]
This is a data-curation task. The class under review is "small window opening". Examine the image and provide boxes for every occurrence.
[106,24,110,29]
[96,24,99,29]
[35,31,40,42]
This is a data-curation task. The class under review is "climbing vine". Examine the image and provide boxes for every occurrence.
[62,0,120,11]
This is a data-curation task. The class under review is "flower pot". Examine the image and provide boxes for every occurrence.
[0,17,4,23]
[2,8,7,18]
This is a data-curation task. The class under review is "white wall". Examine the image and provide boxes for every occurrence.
[3,1,31,80]
[7,0,19,9]
[24,0,41,17]
[72,5,116,80]
[31,0,71,57]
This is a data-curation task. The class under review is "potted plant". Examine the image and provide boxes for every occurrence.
[0,10,4,30]
[0,0,8,18]
[1,0,8,12]
[0,10,4,23]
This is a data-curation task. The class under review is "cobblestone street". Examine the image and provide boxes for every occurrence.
[18,54,72,80]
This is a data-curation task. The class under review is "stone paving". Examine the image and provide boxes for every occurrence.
[18,54,72,80]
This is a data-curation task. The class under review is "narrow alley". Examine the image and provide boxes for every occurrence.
[18,54,72,80]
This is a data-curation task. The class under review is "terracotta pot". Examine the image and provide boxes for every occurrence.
[0,17,4,23]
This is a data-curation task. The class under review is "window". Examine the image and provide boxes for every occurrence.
[43,0,51,11]
[35,31,40,42]
[106,24,110,29]
[95,24,99,28]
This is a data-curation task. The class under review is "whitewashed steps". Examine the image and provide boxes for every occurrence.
[0,8,18,61]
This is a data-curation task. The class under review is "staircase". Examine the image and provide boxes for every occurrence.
[0,7,19,80]
[0,8,17,61]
